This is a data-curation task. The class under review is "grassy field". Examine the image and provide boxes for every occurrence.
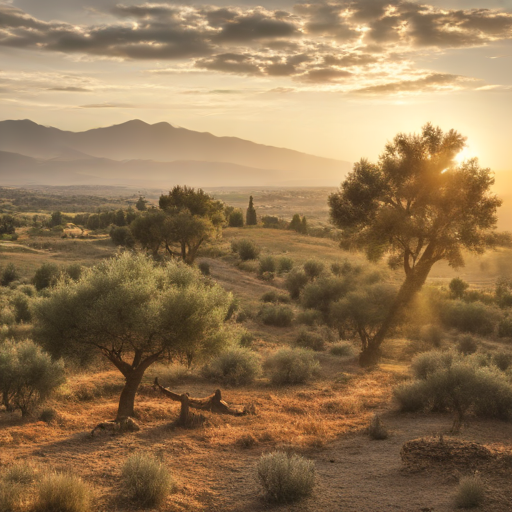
[0,190,512,511]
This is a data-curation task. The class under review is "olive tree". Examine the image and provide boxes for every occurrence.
[32,252,232,420]
[329,124,502,365]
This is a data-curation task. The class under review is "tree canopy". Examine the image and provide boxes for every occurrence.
[329,124,502,364]
[33,252,232,419]
[130,186,224,264]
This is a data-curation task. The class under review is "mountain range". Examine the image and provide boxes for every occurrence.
[0,119,352,188]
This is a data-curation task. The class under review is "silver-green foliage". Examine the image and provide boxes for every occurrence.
[257,451,315,503]
[202,347,261,386]
[122,453,174,507]
[266,348,319,385]
[0,339,65,416]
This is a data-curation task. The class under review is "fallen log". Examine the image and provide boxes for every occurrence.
[153,377,254,426]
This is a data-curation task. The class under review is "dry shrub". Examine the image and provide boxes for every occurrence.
[330,342,355,357]
[121,452,174,507]
[0,481,24,512]
[5,462,36,484]
[236,434,257,448]
[34,472,92,512]
[202,347,261,386]
[368,414,388,440]
[455,475,485,509]
[294,329,325,352]
[257,451,315,503]
[266,348,319,385]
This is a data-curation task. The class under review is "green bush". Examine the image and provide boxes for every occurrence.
[10,293,31,323]
[457,334,478,355]
[0,339,66,416]
[260,290,290,303]
[330,342,356,357]
[395,357,512,421]
[33,263,60,291]
[301,277,348,317]
[284,269,309,300]
[231,239,260,261]
[418,324,444,348]
[331,260,362,277]
[65,264,82,282]
[260,304,294,327]
[18,284,36,297]
[122,453,174,507]
[109,226,135,248]
[492,350,512,371]
[257,451,315,503]
[498,317,512,338]
[198,261,210,276]
[296,309,323,326]
[449,277,469,299]
[266,348,319,385]
[228,210,244,227]
[34,472,92,512]
[277,257,294,274]
[439,300,498,336]
[303,260,324,280]
[202,347,261,385]
[294,329,325,352]
[1,263,19,287]
[258,255,276,276]
[410,350,455,380]
[455,475,485,509]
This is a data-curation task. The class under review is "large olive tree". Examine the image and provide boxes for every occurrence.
[32,252,232,419]
[329,124,502,365]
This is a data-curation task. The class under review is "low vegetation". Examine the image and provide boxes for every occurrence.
[265,348,319,385]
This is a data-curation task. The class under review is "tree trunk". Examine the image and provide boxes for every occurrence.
[116,369,145,420]
[178,393,190,426]
[360,259,435,366]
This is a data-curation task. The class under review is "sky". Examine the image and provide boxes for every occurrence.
[1,0,512,172]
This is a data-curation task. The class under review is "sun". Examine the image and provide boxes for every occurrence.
[454,146,476,165]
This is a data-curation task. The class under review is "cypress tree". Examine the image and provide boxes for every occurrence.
[246,196,257,225]
[300,216,308,234]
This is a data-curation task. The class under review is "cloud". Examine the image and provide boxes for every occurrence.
[0,1,511,90]
[47,86,91,92]
[354,73,479,94]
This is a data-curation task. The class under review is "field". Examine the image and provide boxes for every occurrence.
[0,186,512,511]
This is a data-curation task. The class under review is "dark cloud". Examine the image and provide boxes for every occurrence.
[354,72,474,93]
[196,53,262,75]
[0,1,511,87]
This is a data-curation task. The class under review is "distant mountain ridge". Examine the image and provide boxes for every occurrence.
[0,119,352,187]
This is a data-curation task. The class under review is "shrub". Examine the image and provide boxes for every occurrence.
[294,329,325,352]
[330,342,356,357]
[121,453,174,507]
[455,475,485,509]
[1,263,19,287]
[331,260,362,277]
[202,347,261,385]
[0,481,23,512]
[5,462,36,484]
[439,300,497,336]
[258,255,276,276]
[260,304,294,327]
[296,309,323,326]
[198,261,210,276]
[109,226,135,248]
[493,350,512,371]
[410,350,455,380]
[368,414,388,440]
[498,317,512,338]
[40,407,58,423]
[418,324,443,348]
[10,293,31,323]
[228,210,244,227]
[395,359,512,421]
[260,290,290,304]
[449,277,469,299]
[457,335,478,355]
[284,269,309,300]
[277,257,294,274]
[301,277,348,317]
[266,348,319,385]
[231,239,260,261]
[34,472,92,512]
[65,264,82,282]
[303,260,324,280]
[33,263,60,291]
[257,451,315,503]
[18,284,36,297]
[0,339,66,416]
